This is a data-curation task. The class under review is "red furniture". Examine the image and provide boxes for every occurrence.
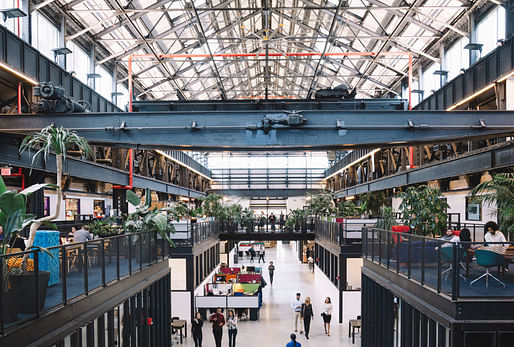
[391,225,410,244]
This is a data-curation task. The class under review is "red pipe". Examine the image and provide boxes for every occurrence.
[16,0,20,38]
[18,82,22,114]
[3,168,26,190]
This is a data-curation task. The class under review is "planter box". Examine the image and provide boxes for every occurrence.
[10,271,50,313]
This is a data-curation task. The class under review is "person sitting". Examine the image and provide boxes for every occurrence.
[286,333,301,347]
[484,221,506,245]
[438,229,460,248]
[73,225,92,243]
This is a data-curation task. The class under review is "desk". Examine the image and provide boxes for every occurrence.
[348,319,361,344]
[171,319,187,343]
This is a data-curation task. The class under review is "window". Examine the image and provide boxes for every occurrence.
[66,41,90,84]
[65,198,80,221]
[475,6,506,56]
[422,63,439,99]
[445,37,469,81]
[0,0,28,41]
[96,66,113,100]
[466,196,482,221]
[116,83,129,110]
[31,11,59,60]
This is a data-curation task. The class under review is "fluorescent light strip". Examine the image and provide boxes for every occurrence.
[324,148,381,180]
[446,70,514,111]
[156,149,212,181]
[0,61,38,85]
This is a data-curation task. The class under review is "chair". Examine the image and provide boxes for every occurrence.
[470,249,507,288]
[441,246,466,281]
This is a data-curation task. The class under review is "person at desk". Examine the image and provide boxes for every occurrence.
[436,229,460,248]
[192,312,203,347]
[73,225,92,243]
[484,221,506,245]
[209,307,225,347]
[286,333,301,347]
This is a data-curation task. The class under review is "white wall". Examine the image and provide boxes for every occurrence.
[347,258,363,290]
[170,258,187,290]
[171,291,191,323]
[287,196,307,212]
[313,265,340,322]
[443,190,496,225]
[342,291,361,322]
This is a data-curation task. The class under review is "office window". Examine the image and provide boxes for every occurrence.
[96,66,113,100]
[476,6,506,56]
[116,83,129,110]
[445,37,469,81]
[0,0,28,41]
[66,41,90,84]
[31,11,59,60]
[422,63,439,99]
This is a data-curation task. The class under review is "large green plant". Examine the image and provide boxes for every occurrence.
[336,200,365,217]
[470,172,514,237]
[87,218,123,237]
[284,209,309,231]
[125,189,174,245]
[19,125,92,250]
[310,192,335,217]
[399,185,448,236]
[361,191,389,217]
[0,176,54,255]
[240,208,255,231]
[200,193,225,220]
[374,206,396,231]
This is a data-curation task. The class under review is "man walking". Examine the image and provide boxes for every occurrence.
[209,308,225,347]
[258,244,265,263]
[291,292,303,333]
[268,261,275,285]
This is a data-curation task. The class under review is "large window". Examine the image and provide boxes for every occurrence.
[31,11,59,60]
[116,83,129,110]
[445,37,469,81]
[476,6,506,57]
[0,0,28,41]
[96,66,113,100]
[422,63,439,99]
[66,41,90,84]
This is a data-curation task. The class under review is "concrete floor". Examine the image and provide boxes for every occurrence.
[178,241,361,346]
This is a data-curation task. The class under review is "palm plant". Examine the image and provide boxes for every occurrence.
[470,172,514,237]
[19,125,92,250]
[309,192,335,218]
[374,206,396,231]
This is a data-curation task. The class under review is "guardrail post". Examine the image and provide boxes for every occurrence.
[452,243,458,300]
[101,239,106,286]
[62,246,68,304]
[35,251,40,317]
[0,256,5,333]
[421,238,425,285]
[407,235,412,279]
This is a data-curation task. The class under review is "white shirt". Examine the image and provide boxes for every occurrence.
[292,298,302,312]
[323,303,332,315]
[227,316,238,330]
[485,231,506,244]
[440,235,460,247]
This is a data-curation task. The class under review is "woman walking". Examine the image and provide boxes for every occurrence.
[227,309,238,347]
[301,296,314,339]
[322,297,332,336]
[192,312,203,347]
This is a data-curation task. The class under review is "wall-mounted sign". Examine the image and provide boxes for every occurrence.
[0,167,11,176]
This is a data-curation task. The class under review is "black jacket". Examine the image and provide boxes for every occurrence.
[192,318,203,335]
[301,304,313,319]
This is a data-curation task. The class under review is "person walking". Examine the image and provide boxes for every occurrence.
[249,246,255,262]
[279,213,285,231]
[258,244,265,263]
[192,312,203,347]
[268,261,276,285]
[269,212,276,231]
[291,293,303,333]
[286,333,302,347]
[227,309,238,347]
[301,296,314,339]
[322,297,332,336]
[209,308,225,347]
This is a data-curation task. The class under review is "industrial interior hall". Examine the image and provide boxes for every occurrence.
[0,0,513,347]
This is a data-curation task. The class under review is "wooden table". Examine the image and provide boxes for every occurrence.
[348,319,361,344]
[171,319,187,343]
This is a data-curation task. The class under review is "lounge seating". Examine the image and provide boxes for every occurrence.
[397,240,439,263]
[470,249,507,288]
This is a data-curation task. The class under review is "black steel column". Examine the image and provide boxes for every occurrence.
[339,254,346,324]
[507,0,514,39]
[185,254,195,324]
[113,189,128,216]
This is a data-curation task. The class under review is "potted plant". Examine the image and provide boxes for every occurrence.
[398,185,449,237]
[285,209,309,232]
[0,175,54,320]
[19,125,92,250]
[469,172,514,238]
[241,208,255,233]
[309,192,335,219]
[125,189,175,261]
[88,218,123,238]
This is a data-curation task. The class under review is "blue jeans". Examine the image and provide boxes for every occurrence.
[228,328,237,347]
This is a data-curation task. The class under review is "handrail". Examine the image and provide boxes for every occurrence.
[362,227,514,301]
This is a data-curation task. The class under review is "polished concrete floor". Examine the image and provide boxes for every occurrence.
[179,241,361,346]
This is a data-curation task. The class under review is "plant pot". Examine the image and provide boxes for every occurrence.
[2,289,19,323]
[10,271,50,314]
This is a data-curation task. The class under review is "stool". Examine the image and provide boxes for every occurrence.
[348,319,361,344]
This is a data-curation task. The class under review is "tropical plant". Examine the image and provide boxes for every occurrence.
[19,125,92,250]
[200,193,225,219]
[87,218,123,237]
[309,192,335,217]
[469,172,514,237]
[374,206,396,231]
[0,175,54,255]
[125,189,174,245]
[167,201,202,221]
[336,200,364,217]
[361,191,390,217]
[240,208,255,231]
[284,209,309,231]
[398,185,449,236]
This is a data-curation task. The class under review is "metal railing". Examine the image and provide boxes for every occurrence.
[362,227,514,300]
[192,221,220,245]
[0,230,174,334]
[315,219,376,245]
